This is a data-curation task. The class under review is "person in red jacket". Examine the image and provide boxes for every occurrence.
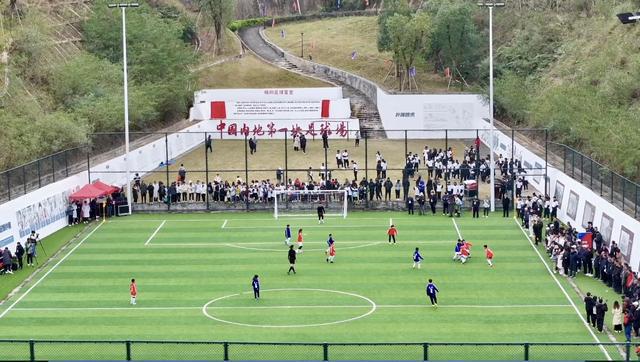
[130,278,137,305]
[387,224,398,244]
[484,245,494,267]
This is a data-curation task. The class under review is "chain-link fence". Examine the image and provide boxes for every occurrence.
[549,142,640,219]
[1,128,553,214]
[0,147,88,203]
[0,340,635,361]
[82,129,549,213]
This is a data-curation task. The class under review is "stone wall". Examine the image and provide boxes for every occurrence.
[258,28,380,105]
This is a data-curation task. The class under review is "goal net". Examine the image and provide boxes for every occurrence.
[273,189,348,219]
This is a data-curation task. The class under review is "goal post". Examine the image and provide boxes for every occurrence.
[274,189,348,219]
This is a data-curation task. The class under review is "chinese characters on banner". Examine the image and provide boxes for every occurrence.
[214,120,352,139]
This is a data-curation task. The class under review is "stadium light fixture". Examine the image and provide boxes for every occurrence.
[478,0,504,212]
[108,2,139,215]
[617,12,640,24]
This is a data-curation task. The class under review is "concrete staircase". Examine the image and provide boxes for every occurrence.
[238,27,385,139]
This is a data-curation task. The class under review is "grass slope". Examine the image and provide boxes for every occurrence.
[196,53,328,89]
[0,212,621,360]
[263,17,453,93]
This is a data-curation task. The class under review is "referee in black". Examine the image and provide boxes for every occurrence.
[287,245,297,275]
[317,203,326,224]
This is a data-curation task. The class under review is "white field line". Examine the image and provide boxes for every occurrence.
[452,218,462,239]
[0,221,105,320]
[221,219,228,229]
[109,217,396,223]
[224,224,392,230]
[513,218,612,361]
[144,220,166,246]
[148,240,454,247]
[12,304,572,312]
[389,218,392,226]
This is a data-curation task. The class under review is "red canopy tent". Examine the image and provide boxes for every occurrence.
[69,183,111,201]
[92,180,120,194]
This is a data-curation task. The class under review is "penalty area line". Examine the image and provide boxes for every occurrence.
[144,220,166,246]
[452,219,462,239]
[514,218,612,361]
[221,219,228,229]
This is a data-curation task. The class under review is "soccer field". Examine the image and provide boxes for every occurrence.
[0,212,623,360]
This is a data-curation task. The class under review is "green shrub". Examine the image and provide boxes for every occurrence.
[228,17,270,32]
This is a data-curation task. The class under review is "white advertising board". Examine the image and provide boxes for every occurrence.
[206,99,351,120]
[194,88,343,102]
[376,91,489,138]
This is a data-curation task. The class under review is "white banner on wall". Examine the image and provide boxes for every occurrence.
[218,100,350,120]
[376,92,489,139]
[0,172,87,252]
[194,87,343,103]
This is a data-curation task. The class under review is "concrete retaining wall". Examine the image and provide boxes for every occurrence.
[258,28,380,105]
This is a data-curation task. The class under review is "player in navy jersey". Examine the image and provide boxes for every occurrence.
[325,234,335,262]
[426,279,439,307]
[251,275,260,299]
[413,247,424,269]
[452,239,463,261]
[284,224,292,245]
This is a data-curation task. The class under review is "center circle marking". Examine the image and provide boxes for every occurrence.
[202,288,377,328]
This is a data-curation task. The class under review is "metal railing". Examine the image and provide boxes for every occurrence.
[0,339,632,361]
[549,142,640,219]
[0,147,88,203]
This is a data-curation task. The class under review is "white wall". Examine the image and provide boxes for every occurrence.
[90,118,359,187]
[192,99,351,121]
[0,171,88,252]
[376,91,489,138]
[481,127,640,269]
[194,88,343,102]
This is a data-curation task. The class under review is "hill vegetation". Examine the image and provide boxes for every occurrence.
[0,0,323,173]
[0,0,197,171]
[491,0,640,180]
[268,0,640,181]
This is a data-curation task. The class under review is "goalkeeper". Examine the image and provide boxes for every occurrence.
[317,203,326,224]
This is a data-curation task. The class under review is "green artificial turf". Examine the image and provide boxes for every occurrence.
[0,212,625,360]
[0,224,85,300]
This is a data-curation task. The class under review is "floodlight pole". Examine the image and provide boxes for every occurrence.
[478,1,504,212]
[108,2,139,214]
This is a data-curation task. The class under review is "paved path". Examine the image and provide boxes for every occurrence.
[238,27,385,138]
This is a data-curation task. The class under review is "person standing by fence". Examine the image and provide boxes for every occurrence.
[14,242,24,270]
[596,298,608,333]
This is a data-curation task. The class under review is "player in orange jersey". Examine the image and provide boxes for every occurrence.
[130,278,137,305]
[387,224,398,244]
[296,228,304,253]
[327,243,336,263]
[484,245,494,267]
